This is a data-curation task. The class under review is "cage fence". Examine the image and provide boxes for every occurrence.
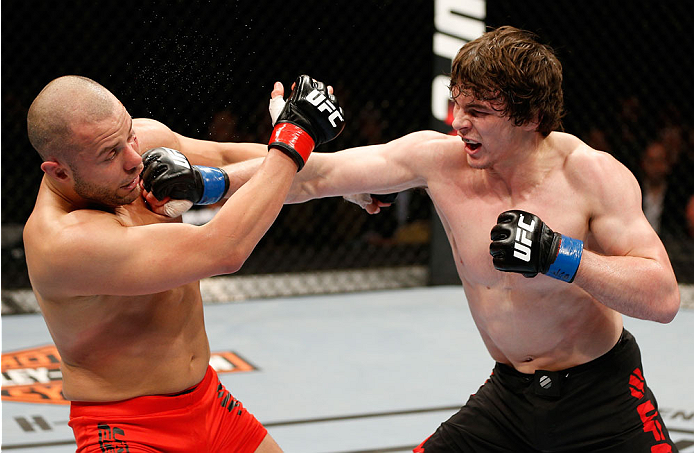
[2,0,693,313]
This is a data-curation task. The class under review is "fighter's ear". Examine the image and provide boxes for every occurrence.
[522,115,541,132]
[41,160,70,181]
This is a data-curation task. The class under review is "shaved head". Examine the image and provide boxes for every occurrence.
[27,76,119,162]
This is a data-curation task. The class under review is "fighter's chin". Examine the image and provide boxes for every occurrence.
[123,185,142,203]
[466,154,492,170]
[115,184,142,206]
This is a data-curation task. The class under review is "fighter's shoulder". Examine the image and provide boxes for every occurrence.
[24,207,121,286]
[558,132,630,177]
[397,130,459,145]
[386,130,461,156]
[558,132,638,194]
[133,118,179,151]
[37,208,120,248]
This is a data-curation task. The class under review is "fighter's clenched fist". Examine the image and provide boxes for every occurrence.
[268,74,345,170]
[140,147,229,216]
[489,210,583,283]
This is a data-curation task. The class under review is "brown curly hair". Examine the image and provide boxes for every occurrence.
[450,26,564,136]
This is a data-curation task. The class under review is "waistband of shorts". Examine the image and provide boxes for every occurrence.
[70,365,216,417]
[495,328,632,382]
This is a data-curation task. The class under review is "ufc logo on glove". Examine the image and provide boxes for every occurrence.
[307,90,344,127]
[490,210,583,283]
[268,75,346,171]
[513,214,536,262]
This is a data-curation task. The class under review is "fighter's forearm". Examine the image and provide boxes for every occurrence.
[222,158,265,199]
[222,142,424,205]
[221,153,336,204]
[204,151,297,273]
[572,250,680,323]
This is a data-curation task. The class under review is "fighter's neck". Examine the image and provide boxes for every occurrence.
[484,135,558,197]
[40,176,114,213]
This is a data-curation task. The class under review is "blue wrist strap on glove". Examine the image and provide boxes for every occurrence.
[546,235,583,283]
[196,166,228,205]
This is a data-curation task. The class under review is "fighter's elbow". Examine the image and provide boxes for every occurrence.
[288,179,323,204]
[217,252,247,276]
[211,239,252,276]
[655,285,680,323]
[656,309,678,324]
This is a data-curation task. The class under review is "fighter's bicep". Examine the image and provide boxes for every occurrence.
[48,221,214,297]
[587,161,663,259]
[337,148,419,190]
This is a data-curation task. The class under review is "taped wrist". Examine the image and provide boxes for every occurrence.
[268,123,316,171]
[195,166,229,205]
[545,235,583,283]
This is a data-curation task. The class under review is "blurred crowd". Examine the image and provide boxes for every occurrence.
[582,95,694,281]
[583,96,694,241]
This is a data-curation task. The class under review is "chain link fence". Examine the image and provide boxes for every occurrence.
[3,1,694,308]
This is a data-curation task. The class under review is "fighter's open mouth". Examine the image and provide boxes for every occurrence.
[463,138,481,151]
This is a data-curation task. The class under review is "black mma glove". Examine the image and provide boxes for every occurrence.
[140,147,229,206]
[489,210,583,283]
[268,74,345,171]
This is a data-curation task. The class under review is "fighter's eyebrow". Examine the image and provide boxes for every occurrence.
[96,117,133,157]
[464,101,490,111]
[96,140,119,157]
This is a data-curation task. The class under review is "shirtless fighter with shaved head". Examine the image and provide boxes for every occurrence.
[23,74,344,452]
[146,26,681,452]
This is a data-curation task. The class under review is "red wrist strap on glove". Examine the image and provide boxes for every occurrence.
[268,123,315,170]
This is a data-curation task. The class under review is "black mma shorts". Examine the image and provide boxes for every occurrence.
[415,329,677,453]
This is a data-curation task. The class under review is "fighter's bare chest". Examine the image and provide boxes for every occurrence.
[428,176,588,285]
